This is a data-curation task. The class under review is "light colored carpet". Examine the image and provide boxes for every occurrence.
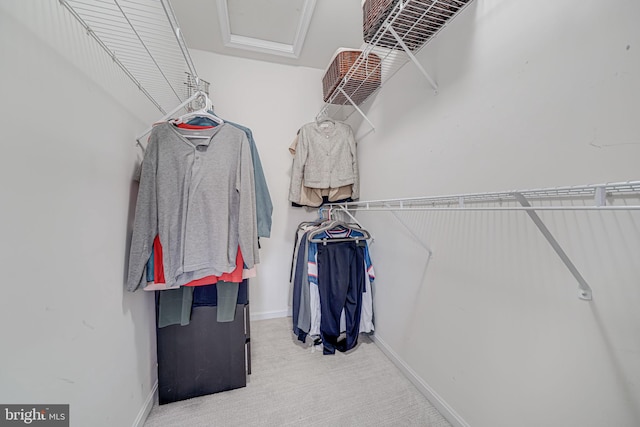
[144,316,451,427]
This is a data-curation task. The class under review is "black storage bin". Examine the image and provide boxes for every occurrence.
[156,303,248,404]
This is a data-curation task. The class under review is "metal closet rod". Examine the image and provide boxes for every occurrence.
[327,181,640,211]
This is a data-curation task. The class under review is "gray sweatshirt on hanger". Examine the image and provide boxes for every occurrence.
[127,122,259,291]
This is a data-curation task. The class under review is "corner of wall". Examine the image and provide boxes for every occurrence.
[373,335,470,427]
[132,381,158,427]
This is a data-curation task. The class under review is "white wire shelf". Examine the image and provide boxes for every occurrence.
[328,181,640,212]
[59,0,201,114]
[320,0,474,125]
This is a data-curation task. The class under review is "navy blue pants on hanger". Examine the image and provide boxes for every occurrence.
[317,241,365,355]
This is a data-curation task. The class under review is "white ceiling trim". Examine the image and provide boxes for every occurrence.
[216,0,316,58]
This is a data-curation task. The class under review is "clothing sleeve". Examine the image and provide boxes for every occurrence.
[364,243,375,282]
[126,136,159,292]
[297,232,312,336]
[246,129,273,238]
[291,231,308,338]
[288,129,306,204]
[226,121,273,238]
[348,125,359,200]
[237,135,259,268]
[288,134,299,156]
[145,247,154,283]
[307,235,322,286]
[290,228,304,282]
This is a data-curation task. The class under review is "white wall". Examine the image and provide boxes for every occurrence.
[188,49,326,319]
[0,3,158,426]
[0,4,327,423]
[354,1,640,426]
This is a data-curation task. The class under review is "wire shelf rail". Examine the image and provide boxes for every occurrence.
[59,0,201,115]
[329,181,640,212]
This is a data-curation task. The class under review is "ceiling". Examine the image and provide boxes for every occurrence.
[170,0,366,70]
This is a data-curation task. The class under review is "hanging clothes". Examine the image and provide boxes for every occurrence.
[288,120,359,207]
[157,287,194,328]
[288,133,353,207]
[130,95,255,403]
[179,119,273,238]
[307,227,376,340]
[291,219,375,354]
[316,240,365,355]
[224,120,273,238]
[143,240,246,291]
[291,226,314,342]
[127,122,259,291]
[144,241,247,323]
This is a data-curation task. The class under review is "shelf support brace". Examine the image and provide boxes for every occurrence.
[334,205,366,230]
[338,88,376,131]
[383,203,434,270]
[512,193,593,301]
[385,23,438,93]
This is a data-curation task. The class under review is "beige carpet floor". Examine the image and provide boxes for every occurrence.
[144,316,452,427]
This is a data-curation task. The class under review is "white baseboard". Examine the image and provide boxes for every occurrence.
[372,335,469,427]
[132,380,157,427]
[250,310,290,321]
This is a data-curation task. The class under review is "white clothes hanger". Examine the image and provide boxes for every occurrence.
[136,90,211,147]
[315,106,335,127]
[173,92,224,126]
[307,219,371,244]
